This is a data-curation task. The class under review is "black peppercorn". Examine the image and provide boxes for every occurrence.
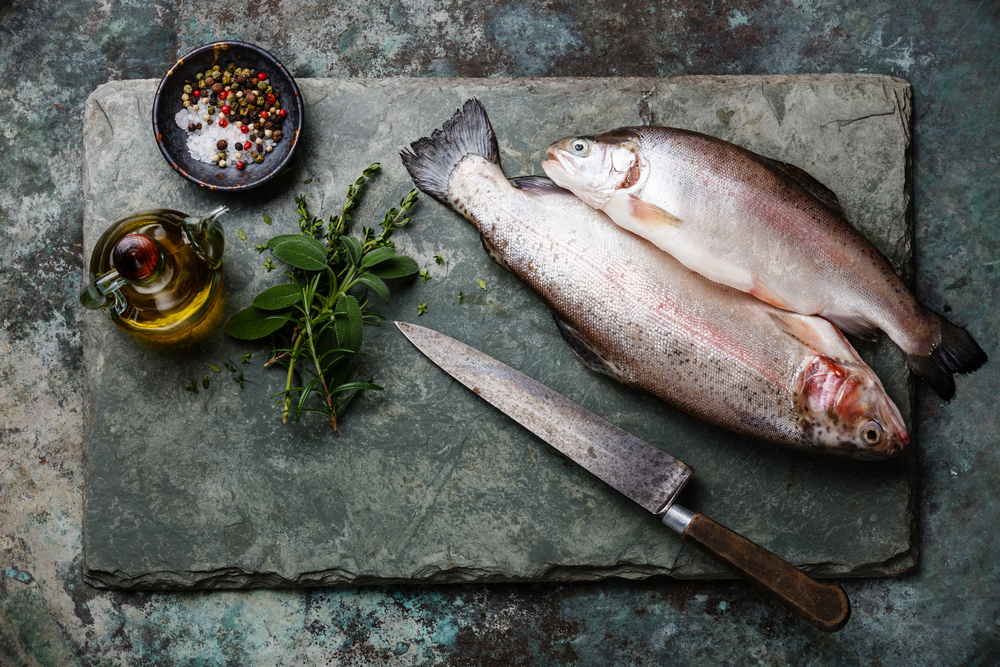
[188,123,196,132]
[217,139,228,150]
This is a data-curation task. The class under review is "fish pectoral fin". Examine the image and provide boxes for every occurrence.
[823,312,879,342]
[628,195,682,229]
[768,312,862,363]
[748,278,790,310]
[553,315,627,383]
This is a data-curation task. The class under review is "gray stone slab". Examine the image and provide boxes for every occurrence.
[82,75,915,590]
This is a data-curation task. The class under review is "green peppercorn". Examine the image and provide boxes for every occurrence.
[239,107,249,117]
[255,155,264,164]
[198,80,206,89]
[266,85,273,94]
[196,73,204,80]
[257,81,267,90]
[218,152,226,160]
[256,97,264,106]
[212,64,220,72]
[183,84,193,94]
[226,63,236,72]
[207,106,216,114]
[222,76,231,86]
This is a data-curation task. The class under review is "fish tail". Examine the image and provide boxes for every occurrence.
[400,99,500,205]
[907,314,987,401]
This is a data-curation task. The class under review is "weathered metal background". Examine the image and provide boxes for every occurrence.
[2,1,998,664]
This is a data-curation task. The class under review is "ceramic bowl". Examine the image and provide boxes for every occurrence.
[152,41,303,191]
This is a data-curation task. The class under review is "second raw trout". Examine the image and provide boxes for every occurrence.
[543,126,987,400]
[401,100,908,459]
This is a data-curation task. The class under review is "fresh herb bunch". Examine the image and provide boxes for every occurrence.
[224,163,419,428]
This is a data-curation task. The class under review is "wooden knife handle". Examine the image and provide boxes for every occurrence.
[681,513,851,632]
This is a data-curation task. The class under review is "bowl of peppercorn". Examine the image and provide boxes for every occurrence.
[153,41,303,191]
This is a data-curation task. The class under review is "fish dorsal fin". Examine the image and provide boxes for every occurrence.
[628,195,683,228]
[511,175,569,197]
[759,156,843,215]
[480,234,509,270]
[768,312,862,363]
[553,316,627,382]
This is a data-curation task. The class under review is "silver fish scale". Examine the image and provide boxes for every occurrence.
[397,322,693,515]
[446,157,816,450]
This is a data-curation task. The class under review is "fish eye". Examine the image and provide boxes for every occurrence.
[569,138,590,156]
[860,421,883,446]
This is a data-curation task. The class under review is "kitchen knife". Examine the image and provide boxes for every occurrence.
[396,321,850,632]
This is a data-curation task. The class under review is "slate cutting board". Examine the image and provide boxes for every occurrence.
[82,75,916,590]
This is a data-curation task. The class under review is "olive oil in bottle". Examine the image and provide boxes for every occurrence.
[81,206,228,342]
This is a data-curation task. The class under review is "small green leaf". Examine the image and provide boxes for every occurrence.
[184,379,200,393]
[253,284,303,310]
[208,364,221,373]
[255,244,268,254]
[458,291,464,304]
[203,375,210,389]
[332,381,383,394]
[356,273,390,300]
[478,279,487,291]
[272,237,328,271]
[225,305,294,340]
[360,246,397,268]
[417,302,428,315]
[225,363,237,372]
[369,255,419,279]
[234,372,245,389]
[435,255,444,264]
[304,178,313,184]
[334,295,364,353]
[238,229,247,243]
[419,269,430,283]
[263,214,272,225]
[264,257,276,272]
[241,353,252,364]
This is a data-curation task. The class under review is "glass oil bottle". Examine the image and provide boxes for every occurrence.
[81,206,228,342]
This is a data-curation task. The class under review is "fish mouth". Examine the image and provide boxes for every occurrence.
[542,147,577,177]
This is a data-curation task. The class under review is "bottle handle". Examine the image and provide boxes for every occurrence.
[80,269,128,314]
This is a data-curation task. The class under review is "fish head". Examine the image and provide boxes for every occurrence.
[542,132,644,209]
[796,355,909,459]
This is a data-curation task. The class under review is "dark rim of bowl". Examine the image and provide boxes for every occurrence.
[152,41,303,192]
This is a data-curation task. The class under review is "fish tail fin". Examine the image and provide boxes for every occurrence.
[907,315,987,401]
[400,99,500,205]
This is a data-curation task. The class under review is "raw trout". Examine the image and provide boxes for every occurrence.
[401,100,908,458]
[542,127,987,400]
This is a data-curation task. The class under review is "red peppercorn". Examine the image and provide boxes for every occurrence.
[221,104,231,114]
[240,125,249,134]
[257,72,267,81]
[278,109,287,118]
[243,141,252,150]
[237,161,246,170]
[218,119,228,128]
[259,111,268,119]
[192,90,200,99]
[218,91,228,100]
[266,93,275,104]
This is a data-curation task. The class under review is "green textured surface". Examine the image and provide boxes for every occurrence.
[2,1,998,664]
[82,76,914,589]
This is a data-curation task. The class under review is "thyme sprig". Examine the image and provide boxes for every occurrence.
[224,163,419,429]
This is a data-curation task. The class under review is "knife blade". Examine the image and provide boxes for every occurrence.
[396,321,850,632]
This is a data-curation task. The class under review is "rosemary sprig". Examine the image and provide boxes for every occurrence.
[224,163,419,429]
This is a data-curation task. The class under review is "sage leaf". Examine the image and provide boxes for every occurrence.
[253,284,303,310]
[272,237,328,271]
[369,255,418,279]
[225,305,295,340]
[334,295,364,353]
[360,246,397,268]
[356,273,390,300]
[266,234,306,249]
[340,235,362,266]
